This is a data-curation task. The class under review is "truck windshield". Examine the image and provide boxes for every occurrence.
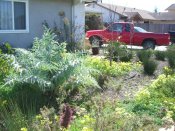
[134,27,147,33]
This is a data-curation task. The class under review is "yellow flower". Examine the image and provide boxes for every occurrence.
[54,115,60,122]
[21,127,28,131]
[166,111,174,118]
[115,107,126,115]
[35,114,42,120]
[80,119,85,124]
[82,127,93,131]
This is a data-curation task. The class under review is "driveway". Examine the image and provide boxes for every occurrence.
[126,45,167,51]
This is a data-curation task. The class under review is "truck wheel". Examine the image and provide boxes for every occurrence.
[89,37,102,47]
[143,40,155,50]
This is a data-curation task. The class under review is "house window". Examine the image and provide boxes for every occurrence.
[0,0,29,33]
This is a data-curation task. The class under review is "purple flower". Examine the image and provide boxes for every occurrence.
[60,104,73,128]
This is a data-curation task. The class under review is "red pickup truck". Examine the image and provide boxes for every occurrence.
[86,22,170,49]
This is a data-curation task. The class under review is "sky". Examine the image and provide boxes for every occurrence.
[102,0,175,12]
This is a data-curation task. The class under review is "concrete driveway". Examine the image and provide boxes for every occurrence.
[126,45,168,51]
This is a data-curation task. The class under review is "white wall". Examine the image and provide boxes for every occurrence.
[88,3,120,23]
[72,1,85,43]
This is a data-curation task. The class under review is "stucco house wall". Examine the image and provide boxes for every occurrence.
[72,1,85,42]
[0,0,88,48]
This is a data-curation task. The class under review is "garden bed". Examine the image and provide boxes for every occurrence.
[0,30,175,131]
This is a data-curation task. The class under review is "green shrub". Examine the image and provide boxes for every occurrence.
[85,14,103,31]
[143,59,157,75]
[0,55,14,83]
[107,42,121,62]
[166,45,175,68]
[163,66,174,76]
[7,28,98,88]
[70,98,160,131]
[137,49,153,62]
[137,50,156,75]
[66,42,82,52]
[119,52,133,62]
[72,74,175,130]
[107,42,133,62]
[85,57,141,77]
[151,75,175,98]
[0,42,14,54]
[134,74,175,122]
[132,75,175,125]
[155,51,166,61]
[31,106,62,130]
[4,28,99,111]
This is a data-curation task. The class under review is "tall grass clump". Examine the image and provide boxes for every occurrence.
[155,51,166,61]
[0,100,29,131]
[143,59,158,75]
[137,49,153,62]
[166,45,175,68]
[136,50,157,75]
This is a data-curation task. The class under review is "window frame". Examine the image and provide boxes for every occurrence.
[0,0,29,33]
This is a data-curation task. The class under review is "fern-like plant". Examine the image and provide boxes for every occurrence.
[5,28,99,105]
[0,55,14,83]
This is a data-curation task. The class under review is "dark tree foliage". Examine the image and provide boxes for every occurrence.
[85,14,103,32]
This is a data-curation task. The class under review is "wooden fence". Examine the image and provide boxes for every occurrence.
[134,23,175,33]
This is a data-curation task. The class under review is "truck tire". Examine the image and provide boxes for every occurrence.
[143,40,155,50]
[89,36,102,47]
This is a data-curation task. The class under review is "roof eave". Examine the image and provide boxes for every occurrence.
[96,3,128,17]
[82,0,97,3]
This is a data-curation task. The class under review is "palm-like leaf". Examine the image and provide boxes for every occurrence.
[5,28,100,92]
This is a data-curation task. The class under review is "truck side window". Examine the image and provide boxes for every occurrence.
[125,24,131,32]
[111,23,123,32]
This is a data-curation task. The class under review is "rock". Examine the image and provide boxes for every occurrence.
[159,126,175,131]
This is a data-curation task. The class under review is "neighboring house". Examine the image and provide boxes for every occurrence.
[97,3,156,23]
[85,3,127,23]
[150,12,175,24]
[166,4,175,12]
[149,4,175,24]
[0,0,95,48]
[85,3,155,23]
[86,3,175,24]
[85,6,102,15]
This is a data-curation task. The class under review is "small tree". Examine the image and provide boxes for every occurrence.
[85,13,103,32]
